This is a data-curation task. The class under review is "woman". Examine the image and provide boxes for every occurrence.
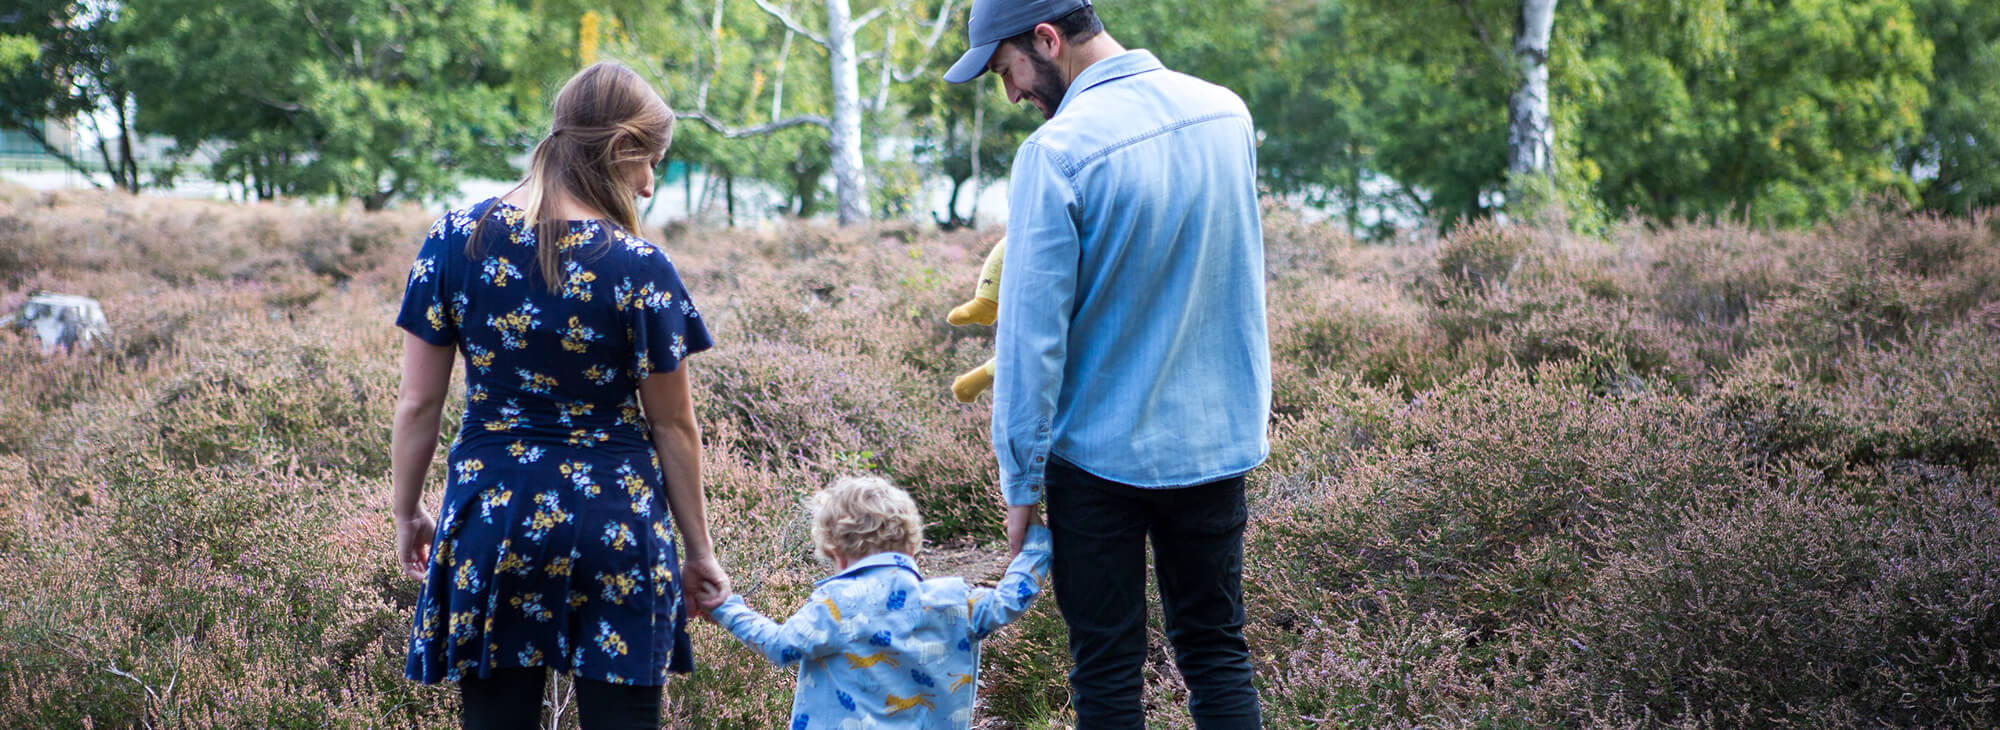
[389,62,729,729]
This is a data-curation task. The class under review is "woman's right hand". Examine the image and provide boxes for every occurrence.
[396,513,437,580]
[680,553,732,618]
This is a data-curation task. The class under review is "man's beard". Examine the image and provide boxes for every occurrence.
[1024,48,1069,120]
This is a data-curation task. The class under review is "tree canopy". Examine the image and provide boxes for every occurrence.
[2,0,1992,228]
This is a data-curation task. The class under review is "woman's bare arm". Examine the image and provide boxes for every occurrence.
[638,364,731,615]
[391,332,454,579]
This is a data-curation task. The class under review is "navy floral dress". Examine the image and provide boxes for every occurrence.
[396,198,712,686]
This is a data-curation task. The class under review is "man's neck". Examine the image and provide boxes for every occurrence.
[1060,34,1127,87]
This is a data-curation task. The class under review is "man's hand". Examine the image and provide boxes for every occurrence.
[1004,503,1041,558]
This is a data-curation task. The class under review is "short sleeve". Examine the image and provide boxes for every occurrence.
[621,249,712,380]
[395,216,459,346]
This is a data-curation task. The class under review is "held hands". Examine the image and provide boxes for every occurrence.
[1004,502,1043,559]
[680,552,733,620]
[395,512,437,581]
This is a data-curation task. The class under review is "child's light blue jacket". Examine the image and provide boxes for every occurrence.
[711,525,1053,729]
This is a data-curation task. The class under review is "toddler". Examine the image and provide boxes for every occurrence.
[710,476,1052,728]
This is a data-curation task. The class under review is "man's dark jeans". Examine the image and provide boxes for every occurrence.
[1045,456,1262,729]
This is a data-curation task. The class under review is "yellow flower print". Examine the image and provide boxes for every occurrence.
[601,522,636,552]
[558,229,594,251]
[487,302,543,350]
[510,594,554,622]
[546,554,574,577]
[517,643,545,665]
[508,440,544,464]
[569,591,588,609]
[455,558,481,591]
[585,364,617,386]
[560,315,603,354]
[497,204,528,228]
[426,303,446,331]
[562,260,597,301]
[477,486,513,523]
[567,429,609,447]
[597,567,643,604]
[559,461,599,497]
[449,609,478,646]
[467,344,496,373]
[594,619,629,657]
[652,562,674,595]
[481,256,523,287]
[616,463,653,517]
[455,459,485,484]
[494,541,531,576]
[521,491,573,541]
[557,399,595,427]
[517,369,559,395]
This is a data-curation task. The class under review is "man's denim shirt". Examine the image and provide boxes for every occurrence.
[711,526,1052,728]
[995,49,1270,506]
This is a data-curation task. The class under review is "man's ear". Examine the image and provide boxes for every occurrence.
[1034,22,1062,58]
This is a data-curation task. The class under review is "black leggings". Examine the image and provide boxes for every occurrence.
[459,668,662,730]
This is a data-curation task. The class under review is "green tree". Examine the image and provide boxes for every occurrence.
[1573,0,1932,226]
[119,0,536,209]
[1900,0,2000,214]
[1,0,147,192]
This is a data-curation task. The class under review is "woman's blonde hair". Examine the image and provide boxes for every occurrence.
[469,62,674,292]
[811,476,924,561]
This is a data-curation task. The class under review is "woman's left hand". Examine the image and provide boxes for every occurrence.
[396,513,437,581]
[680,553,732,618]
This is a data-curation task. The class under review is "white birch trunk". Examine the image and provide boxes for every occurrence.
[826,0,869,225]
[1508,0,1557,178]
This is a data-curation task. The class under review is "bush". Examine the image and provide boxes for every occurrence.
[4,187,1995,727]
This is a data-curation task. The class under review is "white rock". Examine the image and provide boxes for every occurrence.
[12,293,109,353]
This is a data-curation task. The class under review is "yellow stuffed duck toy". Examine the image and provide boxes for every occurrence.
[946,237,1005,402]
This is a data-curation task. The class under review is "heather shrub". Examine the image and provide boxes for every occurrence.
[1551,464,2000,727]
[1435,219,1531,294]
[4,187,1995,727]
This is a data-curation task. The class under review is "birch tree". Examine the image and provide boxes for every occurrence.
[668,0,961,225]
[1507,0,1555,180]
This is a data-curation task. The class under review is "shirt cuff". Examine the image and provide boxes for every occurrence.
[1001,477,1044,506]
[710,594,752,624]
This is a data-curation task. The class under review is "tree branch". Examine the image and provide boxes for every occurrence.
[751,0,829,47]
[851,5,888,31]
[881,0,961,84]
[676,110,831,138]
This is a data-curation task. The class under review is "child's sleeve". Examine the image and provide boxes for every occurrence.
[710,590,843,666]
[967,525,1053,639]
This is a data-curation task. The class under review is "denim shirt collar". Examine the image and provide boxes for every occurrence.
[815,551,923,586]
[1054,49,1164,118]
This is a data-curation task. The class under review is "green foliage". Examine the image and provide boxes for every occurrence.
[119,0,537,209]
[1575,0,1934,226]
[0,34,36,73]
[1901,0,2000,214]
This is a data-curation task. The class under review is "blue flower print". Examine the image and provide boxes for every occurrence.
[481,256,523,287]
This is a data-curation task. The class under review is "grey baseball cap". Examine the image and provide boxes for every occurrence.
[943,0,1092,84]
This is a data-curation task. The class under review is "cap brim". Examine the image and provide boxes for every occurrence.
[944,41,1000,84]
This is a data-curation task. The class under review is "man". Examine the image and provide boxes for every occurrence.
[944,1,1270,727]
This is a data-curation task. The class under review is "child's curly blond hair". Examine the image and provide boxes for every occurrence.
[810,476,924,561]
